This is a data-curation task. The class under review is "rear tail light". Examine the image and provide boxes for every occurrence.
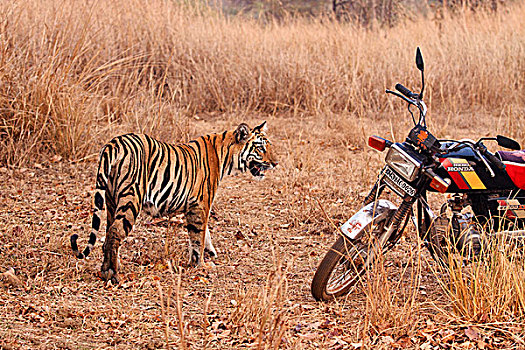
[368,136,387,151]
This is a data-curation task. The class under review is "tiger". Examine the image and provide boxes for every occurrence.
[70,121,277,284]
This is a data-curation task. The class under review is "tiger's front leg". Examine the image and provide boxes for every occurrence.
[204,227,217,258]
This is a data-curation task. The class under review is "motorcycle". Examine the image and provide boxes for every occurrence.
[311,48,525,301]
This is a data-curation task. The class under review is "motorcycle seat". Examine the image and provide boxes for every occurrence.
[497,150,525,189]
[497,150,525,163]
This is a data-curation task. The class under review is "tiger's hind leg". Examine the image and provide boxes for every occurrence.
[185,205,211,266]
[100,196,140,284]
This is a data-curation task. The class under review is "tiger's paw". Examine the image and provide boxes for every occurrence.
[99,267,119,285]
[204,245,217,258]
[188,247,201,267]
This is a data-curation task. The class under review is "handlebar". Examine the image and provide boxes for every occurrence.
[395,84,419,99]
[442,140,506,173]
[478,144,506,172]
[387,87,428,128]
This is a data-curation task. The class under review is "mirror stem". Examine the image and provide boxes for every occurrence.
[419,71,425,99]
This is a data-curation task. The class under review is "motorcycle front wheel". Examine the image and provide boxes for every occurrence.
[311,218,391,301]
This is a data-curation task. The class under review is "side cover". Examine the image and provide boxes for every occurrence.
[496,150,525,189]
[340,200,398,240]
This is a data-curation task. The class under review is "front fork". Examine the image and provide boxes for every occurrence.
[362,175,421,248]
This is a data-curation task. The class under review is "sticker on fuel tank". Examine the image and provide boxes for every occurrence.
[440,158,486,190]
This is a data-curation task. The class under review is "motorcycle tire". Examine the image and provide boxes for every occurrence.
[311,218,391,301]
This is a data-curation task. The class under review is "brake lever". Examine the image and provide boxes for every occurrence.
[386,89,426,113]
[386,89,415,105]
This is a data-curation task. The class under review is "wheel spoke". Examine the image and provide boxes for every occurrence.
[326,246,369,294]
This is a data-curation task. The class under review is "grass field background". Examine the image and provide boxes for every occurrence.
[1,0,524,165]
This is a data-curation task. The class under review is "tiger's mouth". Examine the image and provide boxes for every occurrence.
[248,161,272,178]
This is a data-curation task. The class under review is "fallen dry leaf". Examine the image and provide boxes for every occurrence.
[234,230,245,240]
[0,268,24,289]
[465,326,480,341]
[420,342,432,350]
[297,332,317,340]
[392,335,412,349]
[439,329,456,343]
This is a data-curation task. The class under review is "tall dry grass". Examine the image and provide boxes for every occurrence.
[0,0,524,166]
[218,253,290,348]
[361,241,423,343]
[435,230,525,325]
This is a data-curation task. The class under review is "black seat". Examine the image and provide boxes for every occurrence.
[497,150,525,164]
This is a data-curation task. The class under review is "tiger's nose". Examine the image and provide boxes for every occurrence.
[271,161,279,168]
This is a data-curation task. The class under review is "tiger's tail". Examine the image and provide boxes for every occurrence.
[71,146,110,259]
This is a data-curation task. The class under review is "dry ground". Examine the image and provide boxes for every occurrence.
[1,114,523,349]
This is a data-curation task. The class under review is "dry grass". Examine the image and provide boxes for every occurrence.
[361,240,423,344]
[225,254,290,348]
[2,0,525,348]
[1,0,525,165]
[435,230,525,325]
[1,115,523,348]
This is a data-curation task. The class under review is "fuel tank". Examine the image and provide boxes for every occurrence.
[434,143,515,193]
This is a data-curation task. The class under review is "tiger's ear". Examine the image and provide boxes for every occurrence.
[235,123,251,143]
[252,121,268,134]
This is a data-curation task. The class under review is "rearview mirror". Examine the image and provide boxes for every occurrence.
[497,135,521,150]
[416,47,424,71]
[416,47,425,99]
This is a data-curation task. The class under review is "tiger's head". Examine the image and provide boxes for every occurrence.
[234,121,278,179]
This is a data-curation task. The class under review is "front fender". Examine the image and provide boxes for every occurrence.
[340,200,398,240]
